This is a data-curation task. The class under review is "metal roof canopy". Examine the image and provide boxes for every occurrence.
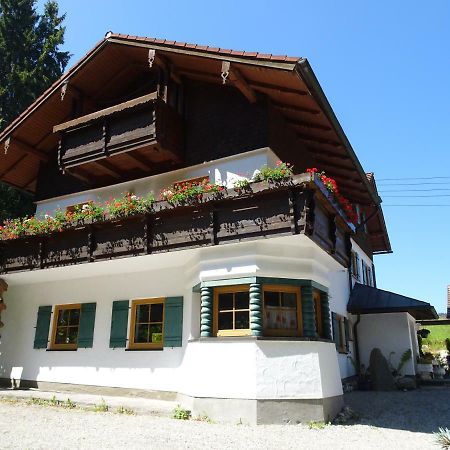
[348,283,438,320]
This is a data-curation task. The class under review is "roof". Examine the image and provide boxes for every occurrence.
[0,33,390,252]
[348,283,438,320]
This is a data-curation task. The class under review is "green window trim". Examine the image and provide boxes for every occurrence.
[77,302,97,348]
[33,305,52,349]
[163,296,183,347]
[109,300,130,348]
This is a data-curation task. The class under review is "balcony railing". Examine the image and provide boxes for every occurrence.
[0,175,353,274]
[53,93,183,180]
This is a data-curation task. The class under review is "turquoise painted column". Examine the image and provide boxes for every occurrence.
[301,285,317,338]
[249,283,263,337]
[320,291,332,340]
[200,286,213,337]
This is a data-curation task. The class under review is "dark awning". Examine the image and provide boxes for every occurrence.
[348,283,438,320]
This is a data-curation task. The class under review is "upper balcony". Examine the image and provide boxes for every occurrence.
[53,93,183,184]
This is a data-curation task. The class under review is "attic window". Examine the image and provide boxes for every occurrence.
[173,176,209,189]
[66,201,93,214]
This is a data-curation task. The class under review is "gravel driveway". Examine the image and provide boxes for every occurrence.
[1,388,448,450]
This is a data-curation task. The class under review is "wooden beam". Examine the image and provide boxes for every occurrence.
[92,160,121,178]
[7,137,49,162]
[125,152,152,171]
[272,101,320,116]
[65,167,92,184]
[286,119,331,132]
[0,154,28,178]
[306,146,350,160]
[221,62,257,103]
[314,157,355,173]
[296,133,343,148]
[249,81,308,96]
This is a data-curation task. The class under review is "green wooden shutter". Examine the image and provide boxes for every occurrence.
[332,312,339,350]
[109,300,129,348]
[164,296,183,347]
[78,303,97,348]
[344,317,350,352]
[33,306,52,349]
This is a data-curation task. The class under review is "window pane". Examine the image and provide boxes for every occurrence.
[55,327,67,344]
[135,324,149,343]
[218,293,233,311]
[150,303,163,323]
[235,311,249,329]
[137,304,150,323]
[235,291,249,310]
[67,327,79,344]
[264,291,279,307]
[57,309,69,326]
[150,324,163,343]
[69,308,80,326]
[281,292,297,308]
[218,311,233,330]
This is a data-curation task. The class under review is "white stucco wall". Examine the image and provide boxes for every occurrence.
[0,234,348,400]
[357,312,417,376]
[35,147,279,217]
[350,238,374,287]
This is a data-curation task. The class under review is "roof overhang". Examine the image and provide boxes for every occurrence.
[348,283,438,320]
[0,33,390,252]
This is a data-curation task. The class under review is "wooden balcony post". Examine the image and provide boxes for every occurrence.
[200,286,213,337]
[249,283,263,337]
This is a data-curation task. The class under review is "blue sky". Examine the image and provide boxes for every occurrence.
[37,0,450,312]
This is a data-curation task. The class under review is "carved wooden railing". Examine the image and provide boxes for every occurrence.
[0,175,353,274]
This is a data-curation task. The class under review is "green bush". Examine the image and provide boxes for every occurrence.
[172,404,191,420]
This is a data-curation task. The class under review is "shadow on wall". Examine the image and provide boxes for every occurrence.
[344,390,450,434]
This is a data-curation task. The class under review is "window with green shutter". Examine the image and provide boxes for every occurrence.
[78,303,97,348]
[332,312,347,354]
[110,300,130,348]
[164,297,183,347]
[34,306,52,349]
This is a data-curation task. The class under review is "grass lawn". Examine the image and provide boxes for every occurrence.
[421,324,450,352]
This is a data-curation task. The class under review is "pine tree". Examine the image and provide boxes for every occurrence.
[0,0,70,220]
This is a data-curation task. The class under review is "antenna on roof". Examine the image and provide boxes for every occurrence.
[105,31,113,38]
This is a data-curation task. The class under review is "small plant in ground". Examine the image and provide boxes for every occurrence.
[435,428,450,449]
[116,405,135,415]
[94,398,109,412]
[308,420,328,430]
[252,161,293,183]
[49,395,60,407]
[194,414,214,423]
[65,398,76,409]
[172,404,191,420]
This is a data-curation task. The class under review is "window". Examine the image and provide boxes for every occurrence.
[50,304,81,350]
[173,175,209,189]
[313,290,323,338]
[213,286,250,336]
[263,285,302,337]
[332,312,349,354]
[66,200,93,214]
[351,252,360,280]
[129,298,165,349]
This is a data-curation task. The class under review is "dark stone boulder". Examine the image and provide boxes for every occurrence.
[369,348,396,391]
[396,376,416,391]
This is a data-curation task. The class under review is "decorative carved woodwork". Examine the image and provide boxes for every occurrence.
[53,92,183,179]
[0,177,353,275]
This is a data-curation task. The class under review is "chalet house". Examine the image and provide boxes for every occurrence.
[0,33,437,424]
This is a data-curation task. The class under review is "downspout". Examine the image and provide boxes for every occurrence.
[353,314,361,375]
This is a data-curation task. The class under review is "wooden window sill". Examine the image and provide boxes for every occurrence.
[46,348,78,352]
[125,348,164,352]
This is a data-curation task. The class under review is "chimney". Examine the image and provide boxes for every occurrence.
[447,285,450,319]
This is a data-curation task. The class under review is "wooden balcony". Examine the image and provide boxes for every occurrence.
[53,93,183,182]
[0,175,353,274]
